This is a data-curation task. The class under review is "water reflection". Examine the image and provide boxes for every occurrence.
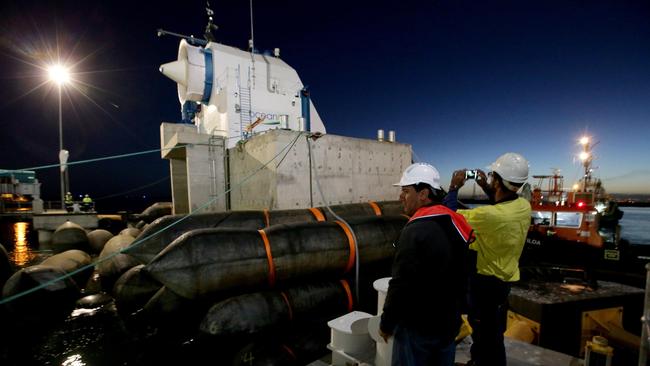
[9,222,36,266]
[62,354,86,366]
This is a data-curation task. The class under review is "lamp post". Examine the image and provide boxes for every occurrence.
[48,64,70,209]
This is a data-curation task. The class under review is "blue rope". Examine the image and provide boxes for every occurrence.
[3,145,186,173]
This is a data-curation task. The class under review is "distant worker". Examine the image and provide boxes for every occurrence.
[445,153,531,366]
[379,163,473,365]
[64,192,74,212]
[82,194,93,212]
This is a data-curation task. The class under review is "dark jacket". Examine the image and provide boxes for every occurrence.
[380,204,471,341]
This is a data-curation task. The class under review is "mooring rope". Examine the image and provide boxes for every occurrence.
[4,146,185,173]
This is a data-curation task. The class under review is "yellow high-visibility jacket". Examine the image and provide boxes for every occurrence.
[458,197,531,282]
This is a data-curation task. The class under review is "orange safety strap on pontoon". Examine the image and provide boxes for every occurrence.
[281,344,297,360]
[280,291,293,321]
[368,201,382,216]
[334,220,356,274]
[308,207,326,222]
[258,229,276,287]
[263,209,270,228]
[340,279,354,312]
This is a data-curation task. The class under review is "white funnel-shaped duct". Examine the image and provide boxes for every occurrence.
[159,39,208,104]
[159,60,187,86]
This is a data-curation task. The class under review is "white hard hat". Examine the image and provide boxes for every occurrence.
[394,163,441,189]
[489,152,529,184]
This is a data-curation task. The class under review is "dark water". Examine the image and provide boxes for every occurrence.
[620,207,650,245]
[0,220,47,270]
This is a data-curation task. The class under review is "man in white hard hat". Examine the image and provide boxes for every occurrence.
[379,162,474,366]
[446,152,531,366]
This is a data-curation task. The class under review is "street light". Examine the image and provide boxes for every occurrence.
[47,64,70,209]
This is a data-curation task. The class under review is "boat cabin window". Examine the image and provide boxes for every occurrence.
[556,212,582,228]
[531,211,552,225]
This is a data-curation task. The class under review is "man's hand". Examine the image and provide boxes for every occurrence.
[379,328,391,343]
[449,169,467,191]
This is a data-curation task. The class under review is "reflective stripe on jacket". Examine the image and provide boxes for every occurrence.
[409,204,475,244]
[458,197,530,282]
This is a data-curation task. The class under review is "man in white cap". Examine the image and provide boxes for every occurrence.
[379,162,474,366]
[446,152,531,366]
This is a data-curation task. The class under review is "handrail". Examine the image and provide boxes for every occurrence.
[638,263,650,366]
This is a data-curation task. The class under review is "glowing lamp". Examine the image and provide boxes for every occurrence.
[579,136,589,145]
[579,152,589,161]
[48,64,70,85]
[577,201,585,208]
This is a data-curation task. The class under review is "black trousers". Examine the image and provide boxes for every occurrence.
[467,273,511,366]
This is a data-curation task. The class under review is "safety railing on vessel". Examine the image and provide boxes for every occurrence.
[639,263,650,366]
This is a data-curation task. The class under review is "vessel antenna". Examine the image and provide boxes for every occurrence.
[249,0,256,88]
[249,0,255,53]
[204,1,219,42]
[156,2,218,46]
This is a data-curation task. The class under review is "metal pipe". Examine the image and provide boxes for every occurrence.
[58,84,65,208]
[377,129,384,142]
[300,88,311,131]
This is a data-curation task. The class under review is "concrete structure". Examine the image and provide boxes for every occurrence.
[33,213,98,245]
[229,130,411,210]
[162,127,411,213]
[160,122,227,214]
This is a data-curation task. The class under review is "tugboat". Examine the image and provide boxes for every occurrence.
[521,136,631,284]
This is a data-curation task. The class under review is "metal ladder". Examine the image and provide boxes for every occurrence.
[238,65,253,139]
[208,134,226,211]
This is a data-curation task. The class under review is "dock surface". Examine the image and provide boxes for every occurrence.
[308,337,583,365]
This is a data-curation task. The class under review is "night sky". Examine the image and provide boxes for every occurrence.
[1,0,649,208]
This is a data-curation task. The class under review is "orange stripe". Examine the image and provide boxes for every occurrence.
[258,229,276,287]
[334,221,356,274]
[340,279,354,312]
[263,209,270,228]
[280,292,293,321]
[368,201,382,216]
[281,344,296,360]
[309,207,326,222]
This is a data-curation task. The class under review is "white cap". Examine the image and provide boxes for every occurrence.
[489,152,529,184]
[394,163,441,189]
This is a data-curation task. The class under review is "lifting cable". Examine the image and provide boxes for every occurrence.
[306,134,361,305]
